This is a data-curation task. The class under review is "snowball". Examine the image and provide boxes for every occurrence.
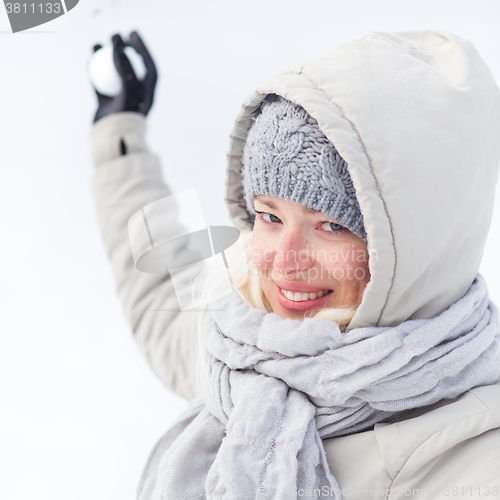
[88,44,147,97]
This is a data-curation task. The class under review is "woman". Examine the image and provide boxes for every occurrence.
[89,30,500,499]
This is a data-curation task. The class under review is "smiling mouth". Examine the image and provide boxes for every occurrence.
[279,288,332,302]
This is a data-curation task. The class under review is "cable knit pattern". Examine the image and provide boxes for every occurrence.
[242,95,367,241]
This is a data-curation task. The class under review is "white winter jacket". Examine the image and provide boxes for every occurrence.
[90,30,500,497]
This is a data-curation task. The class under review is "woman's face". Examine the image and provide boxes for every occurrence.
[250,195,370,321]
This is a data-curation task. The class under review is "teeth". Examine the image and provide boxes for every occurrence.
[281,289,330,302]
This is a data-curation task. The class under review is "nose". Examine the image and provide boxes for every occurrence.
[273,226,314,277]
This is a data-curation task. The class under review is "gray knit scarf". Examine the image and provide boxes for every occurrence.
[138,273,500,500]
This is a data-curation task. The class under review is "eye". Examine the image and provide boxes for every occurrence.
[322,221,345,232]
[255,211,282,224]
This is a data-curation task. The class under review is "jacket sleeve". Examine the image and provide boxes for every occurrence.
[89,112,201,401]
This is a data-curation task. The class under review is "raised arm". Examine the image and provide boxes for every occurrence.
[89,32,201,400]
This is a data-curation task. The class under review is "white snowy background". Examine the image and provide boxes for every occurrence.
[0,0,499,498]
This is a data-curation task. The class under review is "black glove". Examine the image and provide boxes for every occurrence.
[92,31,158,123]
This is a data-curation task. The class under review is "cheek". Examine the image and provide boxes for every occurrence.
[319,245,370,283]
[350,256,371,283]
[347,248,370,283]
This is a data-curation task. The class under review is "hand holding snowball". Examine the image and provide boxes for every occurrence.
[89,31,158,123]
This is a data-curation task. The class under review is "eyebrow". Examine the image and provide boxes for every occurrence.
[254,198,320,214]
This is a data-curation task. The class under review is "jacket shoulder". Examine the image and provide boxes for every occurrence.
[380,380,500,493]
[324,381,500,496]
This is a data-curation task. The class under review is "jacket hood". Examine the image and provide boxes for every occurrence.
[224,30,500,330]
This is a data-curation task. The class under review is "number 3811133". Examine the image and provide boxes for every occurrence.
[5,3,62,14]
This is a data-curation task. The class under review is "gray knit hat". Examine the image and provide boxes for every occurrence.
[242,95,367,241]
